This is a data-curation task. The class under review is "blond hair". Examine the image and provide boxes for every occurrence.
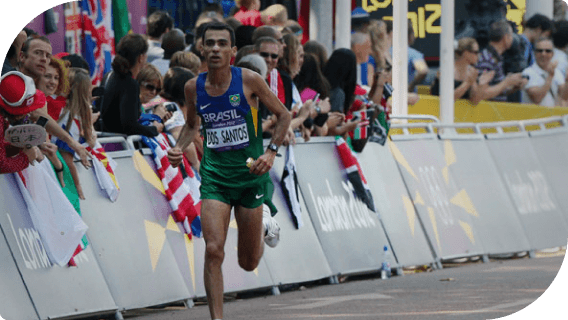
[65,68,93,143]
[261,4,288,25]
[455,37,478,56]
[170,51,201,76]
[368,19,388,68]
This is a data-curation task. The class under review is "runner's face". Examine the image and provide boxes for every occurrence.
[202,29,236,69]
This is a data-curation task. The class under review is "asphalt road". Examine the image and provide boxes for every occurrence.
[123,252,566,320]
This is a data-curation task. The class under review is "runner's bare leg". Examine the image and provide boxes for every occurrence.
[202,199,232,320]
[234,205,264,271]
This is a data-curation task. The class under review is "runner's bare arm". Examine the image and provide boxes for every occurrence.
[242,69,291,175]
[168,78,199,167]
[243,69,291,147]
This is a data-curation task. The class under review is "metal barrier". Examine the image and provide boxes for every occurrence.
[3,117,568,318]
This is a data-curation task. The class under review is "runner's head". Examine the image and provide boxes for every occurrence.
[201,22,237,69]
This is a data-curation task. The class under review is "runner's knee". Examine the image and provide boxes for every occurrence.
[205,242,225,264]
[238,255,260,272]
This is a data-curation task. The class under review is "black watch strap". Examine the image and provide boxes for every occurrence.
[267,143,279,153]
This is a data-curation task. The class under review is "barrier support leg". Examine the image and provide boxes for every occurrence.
[115,310,124,320]
[395,267,404,276]
[183,299,194,309]
[528,250,536,259]
[271,286,281,296]
[434,260,443,270]
[328,275,339,284]
[482,255,490,263]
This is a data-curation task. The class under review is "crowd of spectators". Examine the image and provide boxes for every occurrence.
[5,2,568,214]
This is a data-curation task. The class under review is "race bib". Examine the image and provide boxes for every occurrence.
[206,119,249,152]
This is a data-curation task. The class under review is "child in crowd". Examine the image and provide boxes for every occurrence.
[52,68,95,199]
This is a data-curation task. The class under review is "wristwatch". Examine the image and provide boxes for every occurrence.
[315,106,322,114]
[267,143,279,153]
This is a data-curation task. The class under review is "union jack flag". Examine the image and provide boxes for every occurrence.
[81,0,115,86]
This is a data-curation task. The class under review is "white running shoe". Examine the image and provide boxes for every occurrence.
[262,204,280,248]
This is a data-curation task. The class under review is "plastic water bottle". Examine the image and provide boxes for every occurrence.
[381,245,392,279]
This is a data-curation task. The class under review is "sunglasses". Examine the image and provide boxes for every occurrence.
[468,49,479,54]
[535,49,553,54]
[142,82,161,92]
[259,52,279,60]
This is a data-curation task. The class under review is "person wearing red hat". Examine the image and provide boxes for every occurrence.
[0,72,47,173]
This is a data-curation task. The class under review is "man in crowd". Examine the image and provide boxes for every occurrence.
[146,10,174,63]
[151,28,187,75]
[2,30,27,75]
[522,37,568,107]
[167,22,290,320]
[406,21,429,93]
[521,14,553,67]
[252,26,286,59]
[476,20,527,102]
[255,37,293,114]
[351,32,372,86]
[17,35,91,169]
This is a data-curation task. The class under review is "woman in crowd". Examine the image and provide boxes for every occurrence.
[430,37,493,104]
[233,0,263,27]
[52,68,96,200]
[295,53,331,102]
[39,57,70,121]
[323,48,362,137]
[278,33,304,79]
[136,64,163,110]
[0,72,45,173]
[303,40,328,73]
[368,19,391,71]
[100,34,170,137]
[169,51,201,76]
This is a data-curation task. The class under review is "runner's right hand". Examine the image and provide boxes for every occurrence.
[167,147,184,168]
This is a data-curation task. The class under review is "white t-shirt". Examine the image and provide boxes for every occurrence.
[552,48,568,78]
[521,63,565,107]
[150,58,170,76]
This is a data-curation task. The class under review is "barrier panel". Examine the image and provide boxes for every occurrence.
[77,147,192,310]
[358,141,435,267]
[0,199,39,320]
[262,148,333,285]
[0,173,118,320]
[389,126,485,260]
[409,94,568,123]
[433,124,531,255]
[524,117,568,224]
[480,123,568,250]
[293,137,392,275]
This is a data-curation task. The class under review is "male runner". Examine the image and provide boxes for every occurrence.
[167,22,291,320]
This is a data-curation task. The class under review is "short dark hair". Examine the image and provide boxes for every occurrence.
[21,35,51,55]
[161,29,186,59]
[147,11,174,38]
[553,20,568,49]
[62,54,90,73]
[252,26,279,44]
[161,67,195,106]
[254,36,278,51]
[489,20,512,42]
[525,14,553,32]
[201,22,236,47]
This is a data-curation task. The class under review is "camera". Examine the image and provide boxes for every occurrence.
[164,102,177,112]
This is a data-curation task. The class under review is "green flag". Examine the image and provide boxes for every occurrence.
[113,0,131,47]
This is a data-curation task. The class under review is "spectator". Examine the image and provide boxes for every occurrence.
[351,32,373,86]
[235,45,256,65]
[235,25,256,50]
[38,57,70,121]
[18,36,91,169]
[18,36,52,85]
[238,54,267,78]
[368,19,390,70]
[522,38,568,107]
[252,26,286,58]
[0,71,45,173]
[225,17,243,32]
[552,20,568,77]
[351,7,371,33]
[100,34,170,137]
[283,20,303,43]
[195,11,223,29]
[159,67,195,140]
[255,37,293,112]
[303,40,328,72]
[170,51,201,76]
[278,33,304,79]
[260,4,288,28]
[295,53,331,102]
[52,68,95,199]
[323,48,362,137]
[521,14,553,67]
[2,30,27,75]
[151,29,186,75]
[476,20,527,102]
[234,0,263,27]
[405,20,429,92]
[60,54,90,73]
[136,64,163,109]
[430,37,494,104]
[146,11,174,63]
